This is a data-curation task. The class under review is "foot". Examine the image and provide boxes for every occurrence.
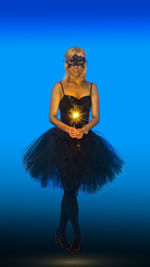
[55,229,71,249]
[69,233,83,254]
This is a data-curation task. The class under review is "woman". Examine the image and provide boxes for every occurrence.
[22,46,125,254]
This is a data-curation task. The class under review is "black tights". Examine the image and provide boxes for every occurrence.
[58,188,81,240]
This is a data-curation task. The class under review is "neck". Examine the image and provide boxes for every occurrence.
[67,75,85,85]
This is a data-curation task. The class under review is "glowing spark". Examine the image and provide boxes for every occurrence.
[68,103,88,127]
[73,112,79,118]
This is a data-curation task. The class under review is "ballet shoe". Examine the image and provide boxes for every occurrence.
[55,229,71,249]
[69,233,83,255]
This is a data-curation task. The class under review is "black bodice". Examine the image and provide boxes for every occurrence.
[59,94,91,128]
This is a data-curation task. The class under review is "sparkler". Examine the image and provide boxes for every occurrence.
[68,103,88,128]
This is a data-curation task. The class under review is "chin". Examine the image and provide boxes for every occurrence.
[72,72,80,76]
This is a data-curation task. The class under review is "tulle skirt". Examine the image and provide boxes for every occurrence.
[22,127,125,194]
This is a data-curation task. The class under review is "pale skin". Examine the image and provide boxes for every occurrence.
[49,52,100,139]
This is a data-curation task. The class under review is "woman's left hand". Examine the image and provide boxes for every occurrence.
[76,129,84,139]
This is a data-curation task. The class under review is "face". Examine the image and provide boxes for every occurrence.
[67,52,85,77]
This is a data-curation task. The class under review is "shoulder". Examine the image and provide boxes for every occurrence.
[87,81,98,88]
[90,82,99,95]
[91,82,98,88]
[52,81,62,89]
[51,81,62,98]
[51,81,62,92]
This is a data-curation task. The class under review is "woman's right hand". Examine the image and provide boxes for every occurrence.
[68,126,78,138]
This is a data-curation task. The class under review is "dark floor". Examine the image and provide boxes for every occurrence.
[1,226,150,267]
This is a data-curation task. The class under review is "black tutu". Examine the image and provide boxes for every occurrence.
[22,126,125,194]
[22,86,125,194]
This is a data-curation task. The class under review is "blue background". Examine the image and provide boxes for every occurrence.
[0,1,150,266]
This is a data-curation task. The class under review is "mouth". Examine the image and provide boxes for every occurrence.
[73,69,79,73]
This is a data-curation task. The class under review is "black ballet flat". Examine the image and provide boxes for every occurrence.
[55,229,71,249]
[69,233,83,254]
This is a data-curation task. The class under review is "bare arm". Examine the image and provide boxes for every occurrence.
[49,82,69,133]
[81,83,100,132]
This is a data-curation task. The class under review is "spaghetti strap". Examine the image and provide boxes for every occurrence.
[59,81,64,96]
[90,82,93,96]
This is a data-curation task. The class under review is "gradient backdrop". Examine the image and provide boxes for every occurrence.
[0,1,150,266]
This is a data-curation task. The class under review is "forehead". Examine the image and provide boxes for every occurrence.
[69,52,84,58]
[76,52,84,57]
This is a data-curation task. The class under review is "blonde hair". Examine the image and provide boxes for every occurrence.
[62,46,87,83]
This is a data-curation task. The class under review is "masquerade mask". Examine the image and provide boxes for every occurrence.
[65,53,87,68]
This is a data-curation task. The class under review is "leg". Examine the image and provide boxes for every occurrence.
[63,188,81,240]
[57,192,69,239]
